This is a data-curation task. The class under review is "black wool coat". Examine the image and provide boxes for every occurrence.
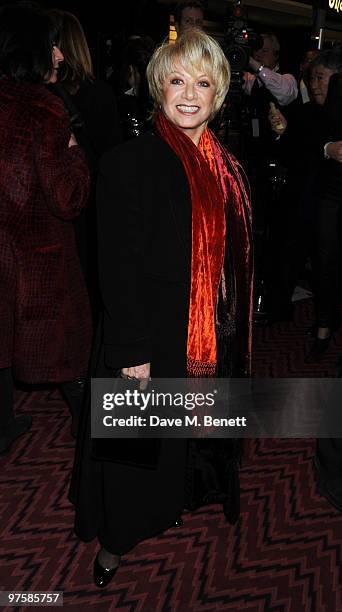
[90,131,252,464]
[71,132,253,537]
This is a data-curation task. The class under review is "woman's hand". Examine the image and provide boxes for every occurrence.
[121,363,150,379]
[268,107,287,136]
[121,363,151,389]
[326,141,342,163]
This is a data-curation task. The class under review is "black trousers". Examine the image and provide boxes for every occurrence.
[317,438,342,477]
[314,172,342,328]
[0,367,15,433]
[0,365,84,436]
[266,173,315,315]
[60,378,85,434]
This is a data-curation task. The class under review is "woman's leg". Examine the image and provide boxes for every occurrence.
[97,548,120,569]
[0,367,32,455]
[0,367,15,433]
[60,378,86,438]
[315,438,342,510]
[315,194,341,335]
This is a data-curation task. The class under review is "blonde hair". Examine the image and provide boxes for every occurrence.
[146,29,230,121]
[48,10,94,94]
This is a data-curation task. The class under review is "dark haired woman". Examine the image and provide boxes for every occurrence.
[48,9,121,164]
[47,10,122,323]
[0,2,92,454]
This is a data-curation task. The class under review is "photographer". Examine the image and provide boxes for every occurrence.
[242,33,297,322]
[244,33,297,106]
[244,32,297,165]
[264,54,324,323]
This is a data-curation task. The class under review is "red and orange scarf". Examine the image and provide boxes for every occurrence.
[156,111,239,377]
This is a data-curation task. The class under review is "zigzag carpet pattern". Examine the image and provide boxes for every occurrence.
[1,298,342,611]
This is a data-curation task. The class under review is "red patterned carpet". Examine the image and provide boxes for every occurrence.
[1,299,342,611]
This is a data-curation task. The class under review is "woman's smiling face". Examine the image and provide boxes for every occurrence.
[161,62,216,145]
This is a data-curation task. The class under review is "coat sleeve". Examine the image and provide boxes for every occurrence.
[33,108,90,220]
[97,145,151,370]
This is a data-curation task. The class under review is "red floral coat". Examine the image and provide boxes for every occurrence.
[0,77,92,383]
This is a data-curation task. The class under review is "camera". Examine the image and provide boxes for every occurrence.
[224,17,263,72]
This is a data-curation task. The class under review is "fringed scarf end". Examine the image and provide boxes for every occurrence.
[187,357,216,378]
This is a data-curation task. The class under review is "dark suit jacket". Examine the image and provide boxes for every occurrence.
[320,73,342,184]
[274,102,323,173]
[0,77,92,383]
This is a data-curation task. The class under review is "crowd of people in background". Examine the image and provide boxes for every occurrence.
[2,0,342,590]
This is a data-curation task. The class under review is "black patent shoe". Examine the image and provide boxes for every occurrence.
[93,553,119,588]
[305,336,334,364]
[0,414,32,457]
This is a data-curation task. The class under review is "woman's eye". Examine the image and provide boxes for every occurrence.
[171,78,183,85]
[198,80,210,87]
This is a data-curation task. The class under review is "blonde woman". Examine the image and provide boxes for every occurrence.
[71,29,253,588]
